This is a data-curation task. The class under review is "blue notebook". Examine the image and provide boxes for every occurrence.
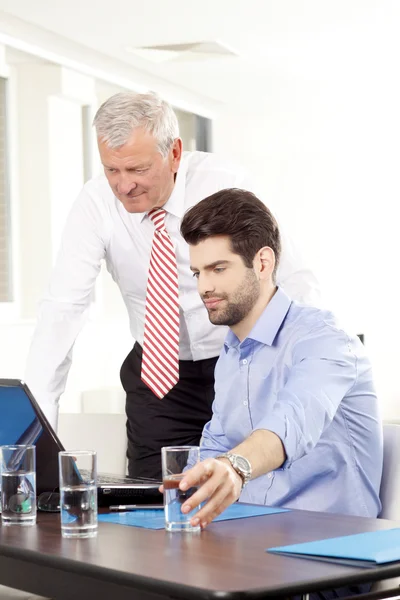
[99,503,288,530]
[268,528,400,567]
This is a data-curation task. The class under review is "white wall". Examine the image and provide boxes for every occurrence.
[213,50,400,419]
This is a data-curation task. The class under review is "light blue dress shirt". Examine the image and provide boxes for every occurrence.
[200,287,383,517]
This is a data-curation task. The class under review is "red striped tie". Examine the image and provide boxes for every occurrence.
[141,208,180,398]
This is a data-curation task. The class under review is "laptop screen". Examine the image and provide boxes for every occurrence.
[0,380,64,495]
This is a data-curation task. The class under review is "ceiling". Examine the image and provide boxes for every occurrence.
[0,0,399,104]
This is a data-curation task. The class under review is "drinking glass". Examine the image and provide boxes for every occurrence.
[161,446,201,533]
[58,450,97,538]
[1,445,36,526]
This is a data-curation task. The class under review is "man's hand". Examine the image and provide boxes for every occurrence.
[178,458,243,529]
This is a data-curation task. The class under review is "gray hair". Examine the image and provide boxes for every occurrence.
[93,91,180,156]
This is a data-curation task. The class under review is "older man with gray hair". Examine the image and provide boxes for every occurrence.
[25,91,320,479]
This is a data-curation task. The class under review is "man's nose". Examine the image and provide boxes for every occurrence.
[116,175,137,195]
[198,274,215,297]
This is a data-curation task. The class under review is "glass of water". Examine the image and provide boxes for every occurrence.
[0,445,36,526]
[161,446,201,533]
[58,450,97,538]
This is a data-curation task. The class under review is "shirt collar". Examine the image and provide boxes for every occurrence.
[138,153,188,223]
[224,286,292,351]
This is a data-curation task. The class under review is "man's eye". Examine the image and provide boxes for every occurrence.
[192,272,199,279]
[214,268,225,274]
[107,168,116,173]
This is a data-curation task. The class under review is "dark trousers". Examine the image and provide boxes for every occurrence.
[120,342,218,480]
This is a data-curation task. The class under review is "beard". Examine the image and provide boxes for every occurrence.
[204,269,261,327]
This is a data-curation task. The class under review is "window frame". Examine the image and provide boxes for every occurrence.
[0,67,19,322]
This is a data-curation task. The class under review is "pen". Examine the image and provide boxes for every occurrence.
[109,504,164,511]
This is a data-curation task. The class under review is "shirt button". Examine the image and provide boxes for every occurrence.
[267,473,273,479]
[243,401,248,406]
[242,359,248,365]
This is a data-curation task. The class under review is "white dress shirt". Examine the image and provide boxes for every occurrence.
[25,151,320,427]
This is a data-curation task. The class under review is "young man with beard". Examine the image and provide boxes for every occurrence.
[176,188,382,536]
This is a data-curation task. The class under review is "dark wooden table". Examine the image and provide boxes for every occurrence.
[0,508,400,600]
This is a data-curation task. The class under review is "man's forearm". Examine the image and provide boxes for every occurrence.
[179,429,287,528]
[231,429,286,480]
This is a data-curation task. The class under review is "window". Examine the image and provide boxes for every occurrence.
[0,77,12,302]
[82,104,94,183]
[174,109,212,152]
[195,115,212,152]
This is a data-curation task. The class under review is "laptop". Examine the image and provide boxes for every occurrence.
[0,379,162,507]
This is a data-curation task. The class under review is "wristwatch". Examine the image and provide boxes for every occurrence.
[216,453,252,488]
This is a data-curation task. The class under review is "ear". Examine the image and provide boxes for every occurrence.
[170,138,182,173]
[254,246,275,281]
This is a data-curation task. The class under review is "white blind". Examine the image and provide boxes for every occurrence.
[0,77,11,302]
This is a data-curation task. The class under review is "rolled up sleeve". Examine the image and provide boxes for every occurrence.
[200,408,231,461]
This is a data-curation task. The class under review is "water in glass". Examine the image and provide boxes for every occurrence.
[1,471,36,525]
[60,484,97,538]
[163,474,200,532]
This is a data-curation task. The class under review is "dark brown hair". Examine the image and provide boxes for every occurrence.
[180,188,281,277]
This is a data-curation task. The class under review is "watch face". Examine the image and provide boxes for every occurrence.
[235,456,250,474]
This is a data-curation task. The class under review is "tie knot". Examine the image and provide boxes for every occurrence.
[148,208,166,232]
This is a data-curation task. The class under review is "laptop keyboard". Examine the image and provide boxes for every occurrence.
[98,473,160,485]
[98,474,135,484]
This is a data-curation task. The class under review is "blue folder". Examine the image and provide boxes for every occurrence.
[99,502,288,530]
[268,528,400,567]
